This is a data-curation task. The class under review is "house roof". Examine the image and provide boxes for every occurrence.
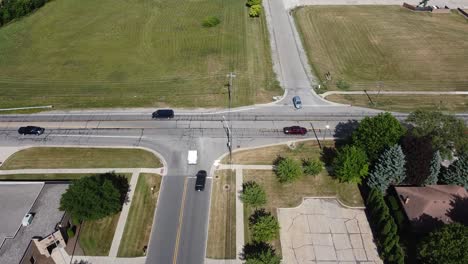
[394,185,468,231]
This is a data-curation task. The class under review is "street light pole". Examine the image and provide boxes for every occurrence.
[222,115,232,162]
[226,73,236,163]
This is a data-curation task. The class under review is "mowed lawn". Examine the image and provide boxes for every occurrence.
[0,0,280,109]
[294,6,468,91]
[118,173,162,257]
[0,147,161,169]
[79,213,121,256]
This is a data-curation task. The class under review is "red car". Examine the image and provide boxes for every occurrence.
[283,126,307,135]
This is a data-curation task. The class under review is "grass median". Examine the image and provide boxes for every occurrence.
[0,147,161,169]
[0,0,280,109]
[206,170,236,259]
[118,173,162,257]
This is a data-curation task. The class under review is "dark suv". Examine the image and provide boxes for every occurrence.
[195,170,207,191]
[18,126,45,135]
[152,109,174,119]
[283,126,307,135]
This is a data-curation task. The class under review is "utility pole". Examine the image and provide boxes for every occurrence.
[222,115,232,163]
[226,73,236,163]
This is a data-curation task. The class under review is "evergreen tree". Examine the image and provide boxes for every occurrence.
[440,154,468,189]
[367,144,406,193]
[425,150,441,185]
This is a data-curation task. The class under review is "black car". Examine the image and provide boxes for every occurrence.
[18,126,45,135]
[152,109,174,119]
[195,170,207,191]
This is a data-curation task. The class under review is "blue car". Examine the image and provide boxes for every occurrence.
[292,96,302,109]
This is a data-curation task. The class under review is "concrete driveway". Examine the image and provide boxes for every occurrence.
[278,198,382,264]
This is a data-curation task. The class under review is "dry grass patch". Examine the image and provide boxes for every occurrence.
[207,170,236,259]
[0,173,132,181]
[79,213,120,256]
[1,147,161,169]
[225,140,334,165]
[327,94,468,113]
[118,173,162,257]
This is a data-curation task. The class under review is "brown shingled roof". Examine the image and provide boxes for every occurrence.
[394,185,467,232]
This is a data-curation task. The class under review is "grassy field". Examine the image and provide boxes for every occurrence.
[0,173,131,180]
[207,170,236,259]
[0,0,280,109]
[327,94,468,113]
[294,6,468,91]
[1,147,161,169]
[243,170,363,254]
[79,213,120,256]
[118,173,162,257]
[224,140,334,165]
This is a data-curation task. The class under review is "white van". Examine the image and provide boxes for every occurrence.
[188,150,198,165]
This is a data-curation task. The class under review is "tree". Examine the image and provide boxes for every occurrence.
[417,223,468,264]
[242,242,281,264]
[401,135,434,185]
[240,181,267,207]
[249,209,280,242]
[302,159,323,176]
[249,5,262,17]
[440,154,468,189]
[406,110,468,159]
[352,112,406,161]
[333,145,369,183]
[274,157,303,183]
[367,144,406,193]
[425,151,441,185]
[60,173,129,221]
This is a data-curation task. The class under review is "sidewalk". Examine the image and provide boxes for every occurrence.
[321,90,468,98]
[0,167,164,175]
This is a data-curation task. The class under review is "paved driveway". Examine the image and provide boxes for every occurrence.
[278,198,382,264]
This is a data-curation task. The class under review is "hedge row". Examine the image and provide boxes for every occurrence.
[0,0,48,27]
[367,188,405,264]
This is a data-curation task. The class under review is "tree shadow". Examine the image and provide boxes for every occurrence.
[240,241,276,261]
[447,195,468,225]
[249,208,271,225]
[411,213,445,233]
[333,120,359,143]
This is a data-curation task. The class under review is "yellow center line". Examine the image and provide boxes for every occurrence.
[173,177,188,264]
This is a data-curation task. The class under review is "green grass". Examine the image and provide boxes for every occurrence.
[327,94,468,113]
[118,173,162,257]
[79,213,120,256]
[0,173,130,180]
[1,147,161,169]
[294,6,468,91]
[207,170,236,259]
[0,0,280,109]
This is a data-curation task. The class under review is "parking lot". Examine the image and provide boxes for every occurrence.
[278,198,382,264]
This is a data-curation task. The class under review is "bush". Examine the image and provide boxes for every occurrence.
[242,242,281,264]
[0,0,49,27]
[67,227,75,238]
[336,79,350,90]
[274,157,303,183]
[302,159,323,176]
[249,5,262,17]
[246,0,262,7]
[249,209,280,242]
[241,181,267,207]
[202,16,220,27]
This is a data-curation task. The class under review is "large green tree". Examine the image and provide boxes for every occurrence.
[241,181,267,208]
[249,209,280,242]
[352,112,406,161]
[60,173,129,221]
[242,242,281,264]
[440,154,468,189]
[367,144,406,193]
[333,145,369,183]
[274,157,303,183]
[417,223,468,264]
[406,110,468,159]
